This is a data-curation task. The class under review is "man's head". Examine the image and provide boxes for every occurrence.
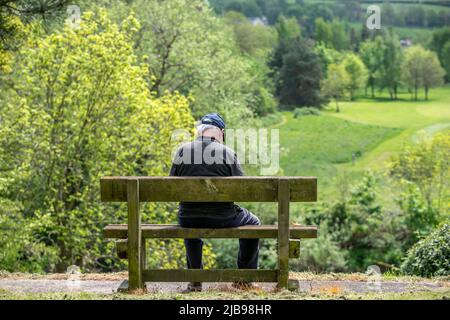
[197,113,226,143]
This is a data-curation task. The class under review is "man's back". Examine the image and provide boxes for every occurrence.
[170,136,243,220]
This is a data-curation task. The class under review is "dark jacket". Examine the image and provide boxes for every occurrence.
[169,136,243,219]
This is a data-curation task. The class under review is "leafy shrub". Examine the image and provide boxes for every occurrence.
[293,107,321,118]
[0,198,58,272]
[302,172,404,271]
[401,224,450,277]
[291,229,348,272]
[253,87,277,116]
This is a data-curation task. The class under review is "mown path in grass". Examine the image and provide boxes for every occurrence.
[273,86,450,200]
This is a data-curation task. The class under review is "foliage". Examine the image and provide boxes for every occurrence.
[0,10,195,271]
[321,63,349,113]
[293,107,321,118]
[291,229,348,273]
[302,172,404,272]
[403,45,445,100]
[107,0,258,126]
[442,41,450,83]
[275,15,301,42]
[224,11,278,60]
[0,198,58,272]
[359,37,384,98]
[389,132,450,217]
[343,53,368,101]
[378,30,403,100]
[314,18,349,51]
[389,132,449,250]
[431,27,450,81]
[0,10,25,73]
[401,224,450,277]
[269,37,324,109]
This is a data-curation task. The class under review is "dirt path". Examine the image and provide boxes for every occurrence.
[0,278,447,295]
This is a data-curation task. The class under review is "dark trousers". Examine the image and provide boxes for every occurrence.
[178,206,261,270]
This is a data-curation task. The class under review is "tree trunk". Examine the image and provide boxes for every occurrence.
[425,87,429,101]
[335,99,340,113]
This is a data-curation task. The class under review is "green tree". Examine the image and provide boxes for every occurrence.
[321,63,349,113]
[431,27,450,81]
[389,132,449,224]
[0,11,195,271]
[402,46,425,101]
[379,30,403,100]
[403,45,445,100]
[270,37,324,108]
[275,15,301,42]
[314,17,332,47]
[442,41,450,82]
[330,19,349,51]
[359,36,384,98]
[314,18,348,51]
[343,53,368,101]
[224,11,278,59]
[422,50,445,100]
[109,0,257,126]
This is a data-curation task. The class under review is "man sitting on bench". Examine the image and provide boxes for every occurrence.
[170,113,261,293]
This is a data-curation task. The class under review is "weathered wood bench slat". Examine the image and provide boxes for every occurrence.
[104,224,318,239]
[142,269,278,282]
[100,176,317,202]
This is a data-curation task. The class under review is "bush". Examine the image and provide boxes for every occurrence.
[0,198,58,272]
[401,224,450,277]
[253,87,277,116]
[293,107,321,118]
[291,229,348,273]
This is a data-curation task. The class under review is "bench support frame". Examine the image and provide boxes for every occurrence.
[277,178,290,289]
[102,176,318,291]
[127,178,143,290]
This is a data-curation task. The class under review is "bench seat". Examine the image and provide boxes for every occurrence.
[104,224,318,239]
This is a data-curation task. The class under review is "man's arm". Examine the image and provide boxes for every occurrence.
[169,147,182,176]
[169,163,178,176]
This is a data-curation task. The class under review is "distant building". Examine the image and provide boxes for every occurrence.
[248,16,268,26]
[400,38,412,48]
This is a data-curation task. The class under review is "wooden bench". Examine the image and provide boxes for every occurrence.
[101,176,318,290]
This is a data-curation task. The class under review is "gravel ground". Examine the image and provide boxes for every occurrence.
[0,279,446,295]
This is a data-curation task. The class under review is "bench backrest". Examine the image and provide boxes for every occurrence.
[100,176,317,203]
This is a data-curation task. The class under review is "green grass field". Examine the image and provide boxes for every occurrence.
[272,86,450,201]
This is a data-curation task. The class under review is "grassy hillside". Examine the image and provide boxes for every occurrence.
[272,86,450,200]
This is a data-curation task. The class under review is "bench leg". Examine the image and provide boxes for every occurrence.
[127,178,143,290]
[277,179,290,289]
[141,237,147,270]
